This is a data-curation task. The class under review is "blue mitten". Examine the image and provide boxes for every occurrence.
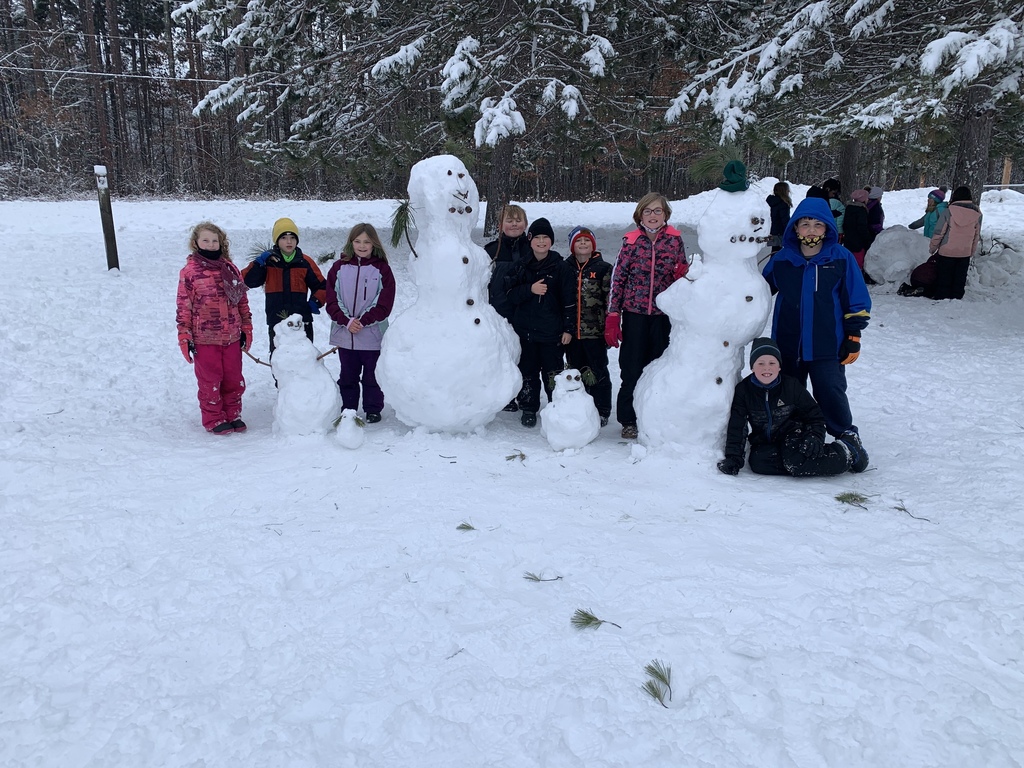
[308,299,321,315]
[254,251,271,267]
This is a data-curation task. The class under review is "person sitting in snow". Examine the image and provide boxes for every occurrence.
[242,217,327,353]
[563,226,612,427]
[504,217,575,428]
[718,338,866,476]
[326,223,396,424]
[761,197,871,469]
[898,188,950,297]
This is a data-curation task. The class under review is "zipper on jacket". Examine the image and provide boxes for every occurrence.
[763,390,773,441]
[349,260,362,349]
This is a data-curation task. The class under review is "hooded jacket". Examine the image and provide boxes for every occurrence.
[176,254,253,345]
[241,245,327,326]
[566,252,612,339]
[909,201,947,238]
[762,198,871,363]
[929,200,983,259]
[504,251,576,343]
[607,226,688,316]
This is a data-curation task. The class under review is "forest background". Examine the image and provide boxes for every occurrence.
[2,0,1022,234]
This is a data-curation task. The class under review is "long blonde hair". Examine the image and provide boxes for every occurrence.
[341,222,388,262]
[188,221,232,262]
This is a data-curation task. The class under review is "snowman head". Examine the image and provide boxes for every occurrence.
[275,313,306,338]
[696,185,771,261]
[408,155,480,237]
[552,368,585,399]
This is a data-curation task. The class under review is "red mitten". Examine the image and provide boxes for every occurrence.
[179,336,194,363]
[673,260,689,281]
[604,313,622,348]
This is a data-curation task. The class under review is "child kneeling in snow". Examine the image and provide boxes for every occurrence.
[717,338,868,477]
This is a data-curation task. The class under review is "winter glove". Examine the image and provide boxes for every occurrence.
[240,332,249,352]
[254,251,271,267]
[673,260,690,281]
[308,298,321,315]
[839,335,861,365]
[799,433,824,458]
[604,313,622,348]
[717,456,742,476]
[179,337,195,364]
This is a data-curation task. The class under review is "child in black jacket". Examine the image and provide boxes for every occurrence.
[504,218,576,427]
[718,338,868,476]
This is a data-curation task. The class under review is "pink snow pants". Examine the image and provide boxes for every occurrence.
[192,342,245,430]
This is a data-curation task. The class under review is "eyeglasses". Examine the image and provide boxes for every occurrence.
[642,208,664,216]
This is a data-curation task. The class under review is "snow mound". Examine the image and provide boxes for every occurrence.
[864,226,930,292]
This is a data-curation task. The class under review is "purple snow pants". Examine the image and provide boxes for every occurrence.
[338,348,384,416]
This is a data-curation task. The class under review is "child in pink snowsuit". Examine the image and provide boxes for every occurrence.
[176,221,253,434]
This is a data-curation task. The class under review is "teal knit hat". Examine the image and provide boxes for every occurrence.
[719,160,749,192]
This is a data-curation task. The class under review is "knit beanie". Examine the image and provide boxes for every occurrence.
[272,217,299,245]
[851,189,869,204]
[568,226,597,255]
[868,186,884,200]
[528,217,555,241]
[749,337,782,367]
[928,188,947,203]
[719,160,749,192]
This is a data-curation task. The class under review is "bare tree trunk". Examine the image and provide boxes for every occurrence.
[483,137,513,238]
[82,0,113,173]
[952,84,995,202]
[838,136,860,199]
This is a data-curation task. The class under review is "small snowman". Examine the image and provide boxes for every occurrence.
[635,162,773,455]
[540,369,600,451]
[334,409,365,449]
[271,314,342,436]
[377,155,521,432]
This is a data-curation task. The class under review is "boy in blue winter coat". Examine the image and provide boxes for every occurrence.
[762,197,871,466]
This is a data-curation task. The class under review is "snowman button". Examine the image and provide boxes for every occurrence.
[462,257,469,263]
[466,299,474,305]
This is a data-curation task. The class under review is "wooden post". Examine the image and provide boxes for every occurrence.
[94,165,120,270]
[1001,157,1013,189]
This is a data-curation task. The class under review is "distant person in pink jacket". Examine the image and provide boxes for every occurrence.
[176,222,253,434]
[928,186,983,300]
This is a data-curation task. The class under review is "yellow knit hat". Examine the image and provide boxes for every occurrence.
[272,217,299,244]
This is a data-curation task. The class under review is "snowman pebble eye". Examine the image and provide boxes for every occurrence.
[447,170,453,175]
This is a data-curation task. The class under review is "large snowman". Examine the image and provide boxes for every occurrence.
[635,165,773,454]
[377,155,522,432]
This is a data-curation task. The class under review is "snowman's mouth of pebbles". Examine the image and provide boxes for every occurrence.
[729,234,773,244]
[448,191,473,215]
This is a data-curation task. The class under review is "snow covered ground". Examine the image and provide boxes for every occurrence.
[2,186,1023,767]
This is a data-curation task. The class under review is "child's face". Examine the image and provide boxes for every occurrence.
[641,203,666,231]
[502,216,526,238]
[530,235,552,259]
[573,237,594,261]
[278,233,298,253]
[753,355,780,385]
[196,229,220,251]
[351,233,374,258]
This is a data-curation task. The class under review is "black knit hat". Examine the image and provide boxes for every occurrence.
[528,217,555,241]
[750,337,782,367]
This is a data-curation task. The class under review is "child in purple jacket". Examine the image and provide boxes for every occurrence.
[326,223,397,423]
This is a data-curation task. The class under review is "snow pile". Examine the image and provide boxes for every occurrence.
[864,225,931,291]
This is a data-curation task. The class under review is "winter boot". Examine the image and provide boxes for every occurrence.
[365,412,382,424]
[502,399,519,412]
[839,430,869,473]
[621,423,638,439]
[600,414,610,427]
[210,421,234,435]
[520,411,537,428]
[230,419,247,433]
